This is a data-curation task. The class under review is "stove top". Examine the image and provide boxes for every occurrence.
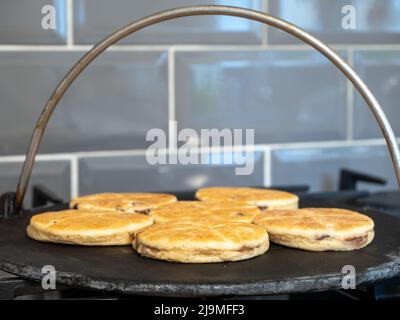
[356,191,400,215]
[1,182,399,300]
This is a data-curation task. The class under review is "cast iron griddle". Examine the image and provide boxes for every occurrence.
[0,205,400,297]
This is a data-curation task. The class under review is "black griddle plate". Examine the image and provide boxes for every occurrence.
[0,205,400,297]
[357,191,400,213]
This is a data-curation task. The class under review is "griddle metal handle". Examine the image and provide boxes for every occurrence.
[12,5,400,212]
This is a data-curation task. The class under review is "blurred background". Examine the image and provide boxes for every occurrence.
[0,0,399,206]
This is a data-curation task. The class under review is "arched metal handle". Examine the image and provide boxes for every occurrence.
[14,5,400,210]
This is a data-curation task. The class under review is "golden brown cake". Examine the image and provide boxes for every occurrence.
[195,187,299,211]
[254,208,374,251]
[70,192,177,214]
[149,201,261,224]
[27,209,153,246]
[133,220,269,263]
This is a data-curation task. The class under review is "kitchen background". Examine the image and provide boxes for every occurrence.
[0,0,399,207]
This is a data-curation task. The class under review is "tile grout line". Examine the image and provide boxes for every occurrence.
[168,48,176,122]
[346,47,354,141]
[266,139,386,150]
[261,0,269,46]
[263,147,272,187]
[0,44,399,52]
[0,138,392,163]
[168,47,177,155]
[66,0,74,47]
[75,149,147,158]
[0,154,78,162]
[70,155,79,198]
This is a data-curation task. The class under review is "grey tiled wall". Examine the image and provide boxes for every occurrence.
[175,50,347,143]
[0,51,168,155]
[353,51,400,139]
[0,0,399,207]
[79,151,264,195]
[0,159,71,207]
[268,0,400,44]
[271,145,398,192]
[74,0,263,45]
[0,0,67,44]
